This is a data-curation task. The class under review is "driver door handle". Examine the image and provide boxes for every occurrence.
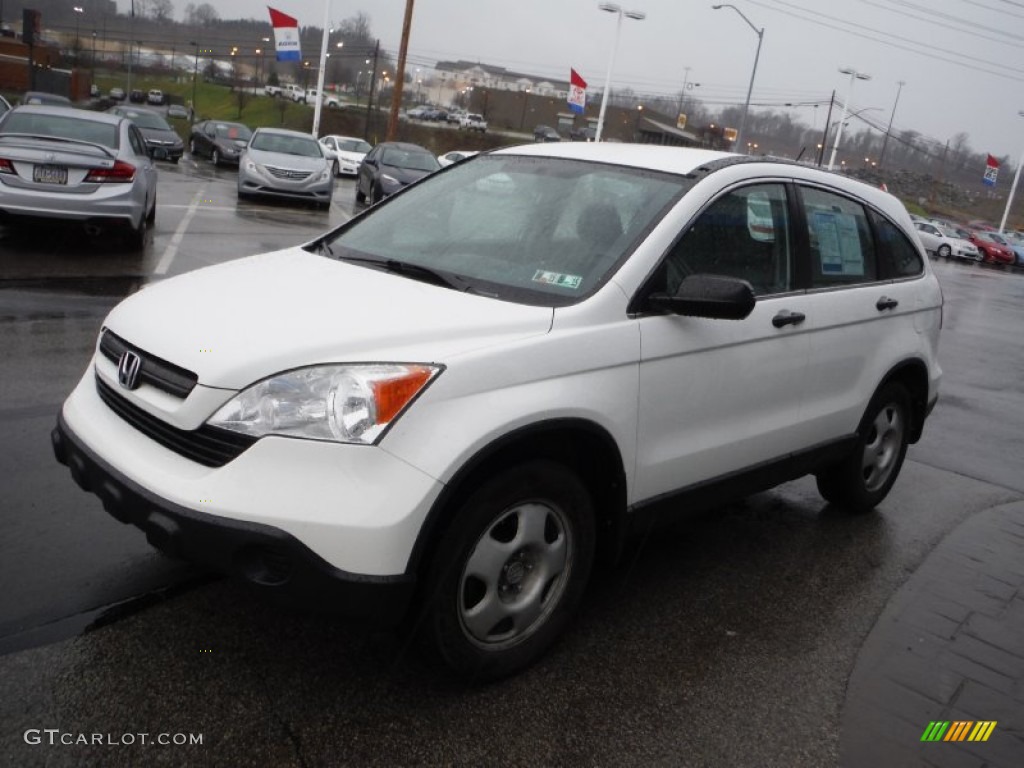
[772,310,806,328]
[876,296,899,311]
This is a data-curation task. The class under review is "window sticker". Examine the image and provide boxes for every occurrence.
[532,270,583,290]
[811,210,865,276]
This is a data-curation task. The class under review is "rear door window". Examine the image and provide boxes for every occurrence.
[800,187,877,287]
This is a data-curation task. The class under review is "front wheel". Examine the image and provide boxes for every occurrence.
[355,181,366,204]
[418,460,596,681]
[211,149,220,166]
[937,244,951,258]
[816,382,911,513]
[332,159,340,177]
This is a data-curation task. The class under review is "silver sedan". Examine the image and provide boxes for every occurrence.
[0,105,157,248]
[237,127,334,210]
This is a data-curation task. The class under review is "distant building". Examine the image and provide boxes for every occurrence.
[430,59,575,104]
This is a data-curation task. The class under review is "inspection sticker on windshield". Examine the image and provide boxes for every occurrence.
[532,270,583,290]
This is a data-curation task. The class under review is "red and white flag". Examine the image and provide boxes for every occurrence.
[268,7,301,62]
[568,69,587,114]
[983,154,999,187]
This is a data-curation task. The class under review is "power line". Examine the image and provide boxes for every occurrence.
[859,0,1024,45]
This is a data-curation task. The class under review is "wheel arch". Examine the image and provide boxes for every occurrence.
[875,358,930,443]
[405,418,628,577]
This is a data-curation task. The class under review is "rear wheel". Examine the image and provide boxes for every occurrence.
[816,382,911,513]
[124,213,147,251]
[418,461,595,681]
[145,192,156,225]
[371,182,383,205]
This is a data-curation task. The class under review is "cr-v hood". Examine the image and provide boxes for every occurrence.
[102,248,553,389]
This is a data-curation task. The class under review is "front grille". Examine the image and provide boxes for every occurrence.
[96,376,257,467]
[265,166,312,181]
[99,330,198,398]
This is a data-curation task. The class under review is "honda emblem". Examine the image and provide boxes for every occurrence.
[117,350,143,390]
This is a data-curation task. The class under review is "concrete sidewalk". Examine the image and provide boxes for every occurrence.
[841,501,1024,767]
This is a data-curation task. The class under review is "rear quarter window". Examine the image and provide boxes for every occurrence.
[871,211,924,278]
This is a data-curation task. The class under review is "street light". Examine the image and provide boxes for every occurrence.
[72,6,83,62]
[712,4,763,153]
[828,67,871,170]
[998,110,1024,234]
[189,41,199,125]
[595,3,646,143]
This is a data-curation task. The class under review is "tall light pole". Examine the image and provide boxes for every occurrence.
[189,41,199,125]
[595,3,646,143]
[998,110,1024,234]
[879,80,905,168]
[72,6,83,62]
[828,67,871,170]
[712,4,763,154]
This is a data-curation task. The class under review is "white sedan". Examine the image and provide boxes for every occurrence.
[913,221,980,261]
[438,150,479,167]
[319,135,371,177]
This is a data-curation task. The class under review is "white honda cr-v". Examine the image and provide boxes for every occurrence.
[53,144,942,679]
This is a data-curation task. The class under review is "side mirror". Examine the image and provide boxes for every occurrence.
[648,274,756,320]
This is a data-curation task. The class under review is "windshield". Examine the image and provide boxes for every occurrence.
[121,111,172,130]
[0,112,118,148]
[250,132,322,157]
[381,148,440,172]
[214,123,252,140]
[338,139,371,153]
[322,155,691,306]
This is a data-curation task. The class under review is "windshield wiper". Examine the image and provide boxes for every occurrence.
[338,254,475,292]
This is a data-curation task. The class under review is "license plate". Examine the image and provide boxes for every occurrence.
[33,165,68,185]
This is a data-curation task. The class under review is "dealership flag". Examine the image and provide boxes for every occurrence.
[568,69,587,114]
[983,154,999,187]
[268,7,301,62]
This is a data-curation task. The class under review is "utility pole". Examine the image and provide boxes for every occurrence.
[817,90,835,167]
[363,39,379,142]
[879,80,905,168]
[387,0,415,141]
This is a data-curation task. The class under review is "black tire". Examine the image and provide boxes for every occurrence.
[145,192,156,225]
[816,382,912,513]
[937,244,951,259]
[417,460,596,681]
[211,149,220,166]
[188,138,196,155]
[355,178,366,204]
[371,182,383,205]
[124,213,147,251]
[332,159,340,177]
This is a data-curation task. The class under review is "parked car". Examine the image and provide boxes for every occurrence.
[1000,231,1024,266]
[323,93,345,108]
[147,89,165,106]
[237,126,333,209]
[0,104,157,247]
[406,106,430,120]
[438,150,478,167]
[570,126,597,142]
[304,89,323,106]
[189,120,253,166]
[355,141,440,204]
[108,106,184,164]
[968,230,1016,265]
[459,113,487,132]
[166,104,189,120]
[128,89,145,104]
[283,84,306,102]
[89,84,101,98]
[318,135,371,177]
[108,87,126,101]
[52,144,942,680]
[447,110,466,125]
[912,221,980,261]
[534,124,561,142]
[263,83,285,98]
[19,91,73,107]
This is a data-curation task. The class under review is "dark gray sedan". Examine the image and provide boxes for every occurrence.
[108,106,184,163]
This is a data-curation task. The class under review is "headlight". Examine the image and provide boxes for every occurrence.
[207,364,441,445]
[246,161,258,171]
[319,168,330,181]
[381,173,399,186]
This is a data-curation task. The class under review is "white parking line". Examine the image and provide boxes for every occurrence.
[154,185,207,276]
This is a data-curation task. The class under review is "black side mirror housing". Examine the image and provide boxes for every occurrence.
[648,274,756,320]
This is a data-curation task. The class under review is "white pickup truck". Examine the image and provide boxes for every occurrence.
[459,113,487,132]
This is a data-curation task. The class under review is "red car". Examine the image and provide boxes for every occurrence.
[968,231,1016,265]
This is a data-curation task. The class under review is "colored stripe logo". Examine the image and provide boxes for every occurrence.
[921,721,997,742]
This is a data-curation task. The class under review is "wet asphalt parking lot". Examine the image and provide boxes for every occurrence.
[1,157,1023,766]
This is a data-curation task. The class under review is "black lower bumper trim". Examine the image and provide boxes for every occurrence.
[51,412,415,625]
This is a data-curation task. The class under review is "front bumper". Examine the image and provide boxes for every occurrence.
[52,411,416,624]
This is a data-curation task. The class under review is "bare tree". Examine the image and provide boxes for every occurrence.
[150,0,174,22]
[184,2,220,26]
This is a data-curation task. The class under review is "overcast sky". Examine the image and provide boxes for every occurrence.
[156,0,1024,163]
